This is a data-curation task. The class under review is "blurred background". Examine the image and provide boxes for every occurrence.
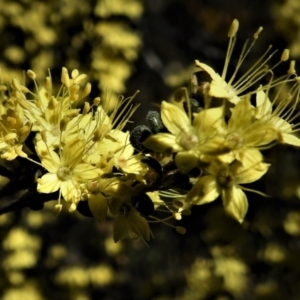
[1,0,300,299]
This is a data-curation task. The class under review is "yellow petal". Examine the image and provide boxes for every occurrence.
[195,61,219,81]
[61,180,79,201]
[113,215,129,242]
[88,193,108,222]
[235,148,263,167]
[127,210,152,241]
[161,101,190,135]
[74,164,100,180]
[281,133,300,147]
[186,175,219,204]
[235,161,270,184]
[39,151,60,173]
[193,106,226,135]
[209,79,231,98]
[222,186,248,223]
[256,89,272,119]
[37,173,60,193]
[175,151,198,174]
[228,97,253,130]
[143,133,182,153]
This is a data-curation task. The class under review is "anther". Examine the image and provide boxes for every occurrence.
[281,49,289,62]
[60,116,69,132]
[81,83,91,99]
[71,69,79,79]
[228,19,239,38]
[27,69,36,80]
[54,204,63,216]
[94,97,101,106]
[82,102,90,115]
[288,60,296,75]
[253,26,263,39]
[61,67,70,88]
[176,226,186,235]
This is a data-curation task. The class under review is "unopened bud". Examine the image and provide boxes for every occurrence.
[27,69,36,80]
[228,19,239,38]
[175,226,186,235]
[81,83,91,99]
[71,69,79,79]
[69,203,77,212]
[61,67,70,88]
[94,97,101,106]
[82,102,90,115]
[18,125,31,143]
[253,26,263,39]
[281,49,289,62]
[74,74,87,85]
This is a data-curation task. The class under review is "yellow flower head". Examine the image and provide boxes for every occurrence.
[144,100,228,173]
[187,149,270,223]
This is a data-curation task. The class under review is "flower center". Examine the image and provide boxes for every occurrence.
[217,167,234,188]
[226,132,244,149]
[178,132,199,150]
[57,166,72,181]
[51,125,60,137]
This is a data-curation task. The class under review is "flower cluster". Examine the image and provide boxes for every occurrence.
[143,19,300,223]
[0,66,189,244]
[1,19,300,243]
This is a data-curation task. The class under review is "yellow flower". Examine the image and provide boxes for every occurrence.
[37,139,100,204]
[0,109,31,160]
[14,68,91,149]
[144,101,227,173]
[113,204,153,243]
[187,149,270,222]
[255,88,300,146]
[224,96,277,152]
[195,19,290,105]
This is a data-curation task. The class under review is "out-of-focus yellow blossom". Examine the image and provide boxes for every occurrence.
[187,149,270,222]
[0,99,31,159]
[95,0,143,20]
